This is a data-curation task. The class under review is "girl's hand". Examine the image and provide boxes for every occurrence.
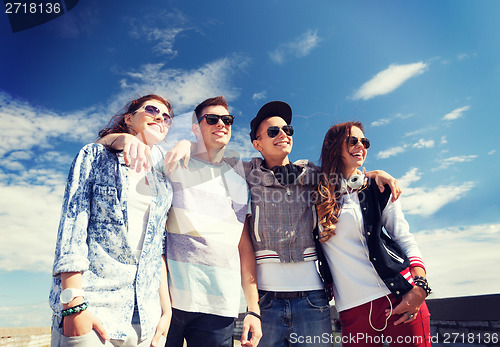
[63,309,109,340]
[385,286,427,325]
[151,311,172,347]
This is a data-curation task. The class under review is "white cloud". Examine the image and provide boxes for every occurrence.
[376,138,435,160]
[398,167,421,187]
[414,223,500,298]
[120,55,248,114]
[5,150,33,160]
[370,113,414,127]
[292,30,322,57]
[370,118,391,127]
[353,62,428,100]
[252,91,267,101]
[0,93,104,174]
[404,125,439,137]
[488,150,496,155]
[34,151,75,167]
[128,10,192,57]
[440,136,447,145]
[399,168,474,216]
[412,139,434,149]
[434,154,477,170]
[376,145,407,159]
[456,53,477,61]
[442,105,470,120]
[0,181,63,272]
[269,29,321,64]
[401,182,474,216]
[148,27,185,56]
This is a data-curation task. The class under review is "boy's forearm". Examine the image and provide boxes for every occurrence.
[239,218,260,313]
[159,256,172,313]
[96,133,130,150]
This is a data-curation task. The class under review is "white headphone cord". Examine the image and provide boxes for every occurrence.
[349,192,393,332]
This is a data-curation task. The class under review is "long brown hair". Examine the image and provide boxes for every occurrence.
[98,94,173,139]
[316,121,364,242]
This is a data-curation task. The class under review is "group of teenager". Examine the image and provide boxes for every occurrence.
[49,94,432,347]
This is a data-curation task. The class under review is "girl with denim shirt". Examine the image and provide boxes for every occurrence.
[49,95,174,347]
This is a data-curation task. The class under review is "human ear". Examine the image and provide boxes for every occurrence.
[252,139,262,152]
[192,123,200,136]
[124,113,133,126]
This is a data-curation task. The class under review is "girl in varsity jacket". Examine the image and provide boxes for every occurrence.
[316,121,431,347]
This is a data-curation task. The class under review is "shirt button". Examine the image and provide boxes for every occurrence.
[396,291,400,295]
[372,257,377,261]
[363,207,367,211]
[390,283,394,287]
[367,232,371,236]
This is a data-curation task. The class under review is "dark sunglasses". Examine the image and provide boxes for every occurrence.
[136,105,173,126]
[346,136,370,149]
[257,125,294,139]
[199,114,235,126]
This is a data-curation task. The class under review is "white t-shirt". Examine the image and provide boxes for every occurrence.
[165,156,249,318]
[127,169,152,259]
[322,192,390,312]
[257,261,324,291]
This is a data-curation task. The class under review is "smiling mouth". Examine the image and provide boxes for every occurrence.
[350,152,363,159]
[213,131,226,136]
[275,140,290,146]
[148,123,163,132]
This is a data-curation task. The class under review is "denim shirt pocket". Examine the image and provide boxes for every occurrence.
[90,184,124,225]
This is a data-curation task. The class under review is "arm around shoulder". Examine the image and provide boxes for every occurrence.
[365,169,401,201]
[96,133,150,171]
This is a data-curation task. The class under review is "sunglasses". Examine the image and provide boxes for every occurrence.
[198,114,235,126]
[346,136,370,149]
[257,125,294,139]
[135,105,173,126]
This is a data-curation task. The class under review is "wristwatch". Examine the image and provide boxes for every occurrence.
[60,288,85,304]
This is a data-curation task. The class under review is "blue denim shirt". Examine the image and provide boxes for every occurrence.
[49,143,173,340]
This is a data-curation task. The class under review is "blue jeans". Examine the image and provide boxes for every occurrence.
[165,308,234,347]
[258,289,333,347]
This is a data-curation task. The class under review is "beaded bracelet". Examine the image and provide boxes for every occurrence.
[62,302,88,317]
[245,311,262,321]
[414,276,432,296]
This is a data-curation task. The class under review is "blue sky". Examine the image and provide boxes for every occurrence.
[1,0,499,327]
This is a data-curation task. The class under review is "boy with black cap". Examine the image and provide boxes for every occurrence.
[246,101,334,346]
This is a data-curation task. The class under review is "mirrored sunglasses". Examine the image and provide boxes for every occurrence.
[136,105,173,126]
[346,136,370,149]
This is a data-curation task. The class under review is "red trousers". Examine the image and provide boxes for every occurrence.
[339,294,431,346]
